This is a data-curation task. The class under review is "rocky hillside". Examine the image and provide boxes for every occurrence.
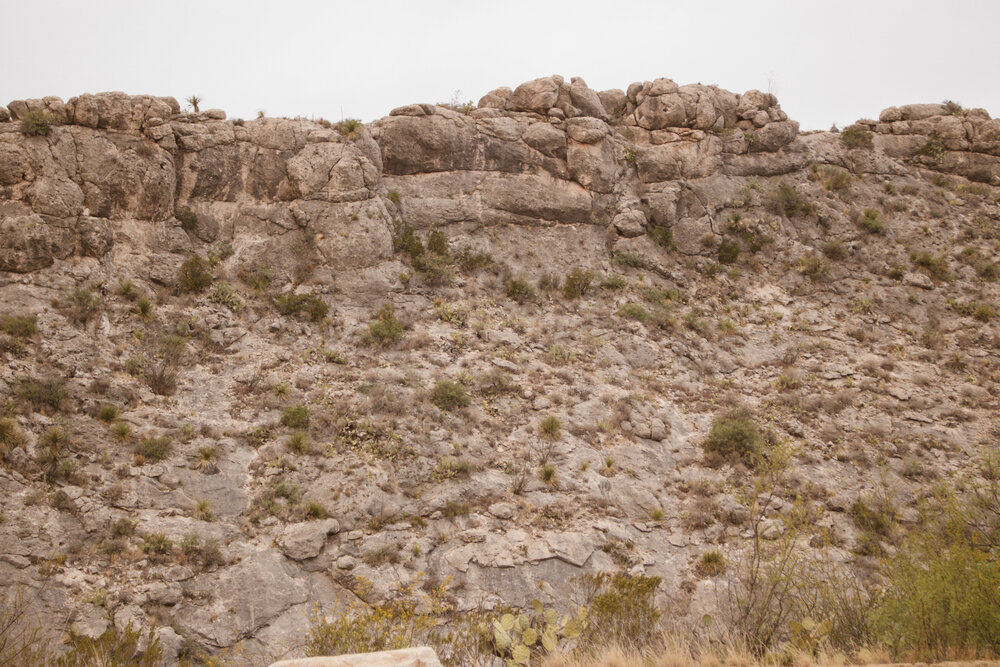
[1,75,999,664]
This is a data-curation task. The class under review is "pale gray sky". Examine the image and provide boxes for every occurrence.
[3,0,998,130]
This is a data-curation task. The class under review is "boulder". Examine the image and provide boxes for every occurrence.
[278,519,340,561]
[511,77,560,114]
[522,121,567,159]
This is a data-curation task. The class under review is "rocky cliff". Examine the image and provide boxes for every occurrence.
[1,75,998,664]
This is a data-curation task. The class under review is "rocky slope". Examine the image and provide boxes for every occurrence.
[1,75,999,664]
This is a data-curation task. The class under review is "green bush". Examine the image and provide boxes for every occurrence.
[840,125,874,149]
[176,208,198,231]
[505,277,535,304]
[0,418,26,460]
[0,314,37,338]
[20,110,53,137]
[910,250,950,281]
[718,239,740,264]
[649,226,675,250]
[427,229,448,255]
[858,208,885,234]
[797,254,826,280]
[540,415,562,440]
[562,268,595,299]
[363,304,406,346]
[237,263,275,291]
[776,182,812,217]
[576,573,662,650]
[702,407,762,466]
[281,404,310,429]
[430,379,469,411]
[915,134,946,160]
[274,292,328,321]
[96,404,120,423]
[334,118,363,137]
[821,239,848,260]
[617,303,651,323]
[177,255,213,293]
[17,376,68,412]
[208,283,245,312]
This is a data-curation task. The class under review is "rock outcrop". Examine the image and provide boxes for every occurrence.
[1,77,998,665]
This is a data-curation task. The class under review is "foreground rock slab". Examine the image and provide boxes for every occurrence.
[269,647,443,667]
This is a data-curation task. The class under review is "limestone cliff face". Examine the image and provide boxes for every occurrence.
[1,78,999,664]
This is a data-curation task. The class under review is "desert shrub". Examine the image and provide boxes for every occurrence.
[840,125,874,149]
[505,277,535,304]
[393,221,423,257]
[915,134,946,160]
[775,182,812,217]
[209,283,245,312]
[858,208,884,233]
[649,226,675,250]
[0,315,37,338]
[697,550,727,577]
[820,166,854,191]
[718,239,740,264]
[797,254,826,279]
[600,273,627,290]
[363,304,406,346]
[562,268,595,299]
[281,404,310,429]
[455,245,498,274]
[286,431,311,454]
[177,255,212,293]
[427,229,448,255]
[67,287,102,324]
[334,118,362,137]
[36,426,72,481]
[274,292,328,321]
[237,263,275,291]
[17,376,68,412]
[96,404,120,423]
[0,418,26,460]
[910,250,950,281]
[430,379,469,411]
[613,251,643,269]
[821,239,848,260]
[617,303,651,323]
[540,415,562,440]
[136,436,171,461]
[538,463,556,485]
[576,573,662,650]
[702,408,762,467]
[136,297,153,319]
[20,110,53,137]
[54,622,162,666]
[875,531,1000,659]
[176,208,198,231]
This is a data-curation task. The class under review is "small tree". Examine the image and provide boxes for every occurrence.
[186,95,202,113]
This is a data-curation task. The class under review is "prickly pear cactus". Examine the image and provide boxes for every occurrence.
[484,599,588,666]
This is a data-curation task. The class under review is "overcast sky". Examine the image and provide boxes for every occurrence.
[3,0,998,131]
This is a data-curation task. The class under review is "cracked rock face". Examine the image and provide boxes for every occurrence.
[1,79,999,664]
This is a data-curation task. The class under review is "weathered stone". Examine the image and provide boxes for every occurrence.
[511,77,560,114]
[278,519,340,561]
[269,647,443,667]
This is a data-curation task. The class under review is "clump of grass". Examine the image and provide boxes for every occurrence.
[696,550,727,576]
[136,436,172,462]
[539,463,557,485]
[237,263,275,292]
[910,250,950,281]
[17,376,68,412]
[136,297,153,319]
[363,304,406,346]
[718,240,740,264]
[286,431,311,454]
[840,125,874,149]
[430,379,469,411]
[797,254,826,280]
[274,292,328,321]
[96,404,120,423]
[333,118,363,137]
[540,415,562,440]
[0,315,38,338]
[281,405,310,429]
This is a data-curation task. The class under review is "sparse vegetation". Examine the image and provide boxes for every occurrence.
[177,255,213,293]
[20,110,53,137]
[702,407,763,467]
[430,379,469,411]
[363,304,406,346]
[840,124,874,149]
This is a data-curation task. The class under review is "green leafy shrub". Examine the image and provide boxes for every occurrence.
[649,226,675,250]
[237,263,275,291]
[910,250,950,281]
[177,255,213,293]
[613,251,643,269]
[281,404,310,429]
[430,379,469,411]
[858,208,885,234]
[17,376,68,412]
[0,315,37,338]
[797,254,826,280]
[775,182,812,217]
[840,125,874,149]
[562,268,595,299]
[176,208,198,231]
[718,239,740,264]
[821,239,847,260]
[286,431,311,454]
[363,304,406,346]
[427,229,448,255]
[617,303,651,323]
[209,283,245,312]
[915,134,946,160]
[505,277,535,304]
[67,287,102,324]
[275,292,328,321]
[702,407,763,467]
[20,110,53,137]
